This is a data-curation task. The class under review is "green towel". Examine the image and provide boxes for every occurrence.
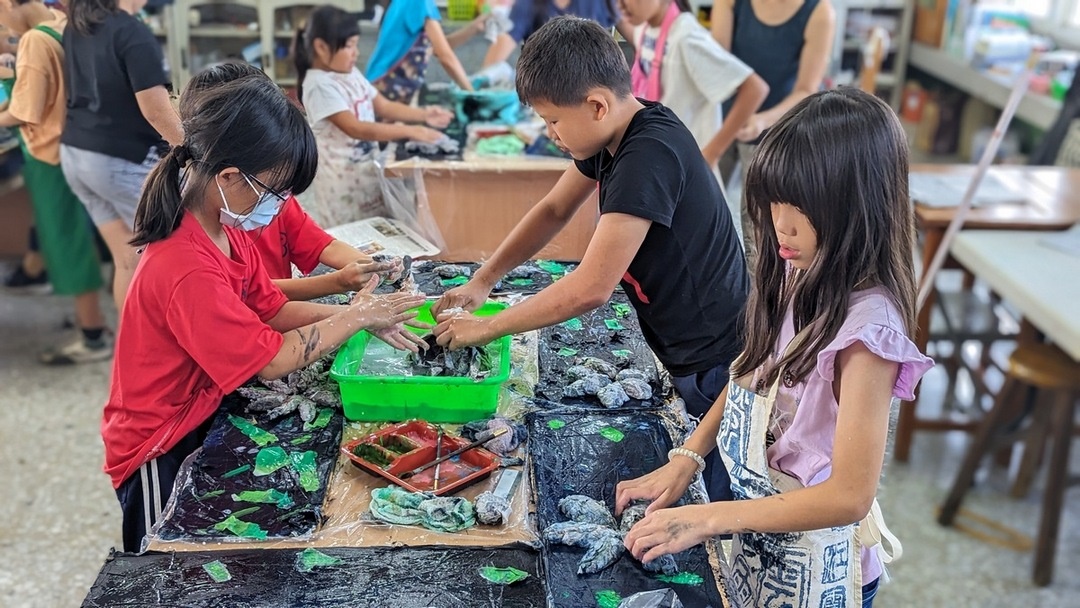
[369,487,476,532]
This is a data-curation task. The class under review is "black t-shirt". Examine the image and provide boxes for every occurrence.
[575,101,748,377]
[62,12,169,163]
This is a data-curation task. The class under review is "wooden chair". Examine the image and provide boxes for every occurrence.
[938,342,1080,586]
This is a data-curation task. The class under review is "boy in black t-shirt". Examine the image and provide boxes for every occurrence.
[432,16,748,501]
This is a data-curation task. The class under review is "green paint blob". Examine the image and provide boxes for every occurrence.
[197,489,226,501]
[556,347,578,357]
[547,419,566,430]
[611,349,633,360]
[230,506,262,519]
[656,572,705,586]
[232,489,294,509]
[611,302,632,318]
[202,560,232,583]
[536,260,566,274]
[507,278,534,286]
[599,426,624,443]
[213,514,268,540]
[296,547,342,573]
[440,276,469,287]
[604,319,625,331]
[290,434,314,445]
[221,464,252,479]
[291,450,320,492]
[353,443,394,468]
[478,566,530,585]
[304,408,333,431]
[562,318,583,331]
[253,446,289,476]
[228,415,278,447]
[595,589,622,608]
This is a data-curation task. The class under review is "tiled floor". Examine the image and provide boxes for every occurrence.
[2,276,1080,607]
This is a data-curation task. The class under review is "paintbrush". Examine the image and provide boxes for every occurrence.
[400,426,509,480]
[433,426,444,491]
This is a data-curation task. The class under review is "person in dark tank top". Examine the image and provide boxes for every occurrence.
[710,0,835,271]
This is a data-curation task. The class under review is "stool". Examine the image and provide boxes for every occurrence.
[938,342,1080,586]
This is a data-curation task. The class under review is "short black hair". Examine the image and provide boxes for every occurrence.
[515,16,631,107]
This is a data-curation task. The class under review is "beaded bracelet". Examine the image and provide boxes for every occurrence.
[668,447,706,476]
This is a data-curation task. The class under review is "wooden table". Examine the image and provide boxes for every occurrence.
[895,165,1080,462]
[385,157,598,263]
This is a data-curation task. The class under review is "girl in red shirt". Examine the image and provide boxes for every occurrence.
[106,75,426,552]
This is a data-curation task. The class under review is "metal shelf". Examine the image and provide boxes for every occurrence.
[188,25,260,38]
[908,42,1059,131]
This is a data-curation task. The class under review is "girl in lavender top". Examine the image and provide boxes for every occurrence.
[616,88,934,607]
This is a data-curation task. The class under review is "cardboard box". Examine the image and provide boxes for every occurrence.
[385,158,597,263]
[914,0,948,48]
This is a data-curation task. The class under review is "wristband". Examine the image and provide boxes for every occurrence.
[668,447,706,476]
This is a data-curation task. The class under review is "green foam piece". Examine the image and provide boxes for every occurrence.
[213,514,268,540]
[253,446,289,477]
[303,408,333,431]
[296,547,342,573]
[221,464,252,479]
[291,450,320,492]
[547,419,566,430]
[599,426,624,443]
[440,276,469,287]
[232,489,294,509]
[604,319,625,331]
[197,489,226,501]
[536,260,565,274]
[655,572,704,585]
[595,589,622,608]
[228,415,277,447]
[556,347,578,357]
[290,434,314,445]
[202,560,232,583]
[478,566,530,585]
[611,349,633,359]
[562,318,583,331]
[611,302,632,318]
[507,278,534,286]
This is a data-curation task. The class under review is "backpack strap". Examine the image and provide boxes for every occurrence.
[33,25,63,45]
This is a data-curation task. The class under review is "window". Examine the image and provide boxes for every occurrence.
[995,0,1053,20]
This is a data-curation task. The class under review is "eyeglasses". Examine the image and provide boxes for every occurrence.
[244,172,291,202]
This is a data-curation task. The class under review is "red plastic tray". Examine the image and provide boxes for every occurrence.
[341,420,500,496]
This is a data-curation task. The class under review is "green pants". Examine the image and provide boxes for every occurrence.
[21,151,103,295]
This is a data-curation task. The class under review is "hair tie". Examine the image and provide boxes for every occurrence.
[172,144,192,167]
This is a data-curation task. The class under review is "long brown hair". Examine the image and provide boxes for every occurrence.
[67,0,116,35]
[732,88,917,386]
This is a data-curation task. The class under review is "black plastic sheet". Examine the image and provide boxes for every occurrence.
[409,260,579,295]
[535,293,664,409]
[526,408,724,608]
[153,394,342,542]
[82,546,546,607]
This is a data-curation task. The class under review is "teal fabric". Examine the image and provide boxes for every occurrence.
[369,487,476,532]
[366,0,441,82]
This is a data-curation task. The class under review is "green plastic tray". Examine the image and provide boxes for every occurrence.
[330,301,511,423]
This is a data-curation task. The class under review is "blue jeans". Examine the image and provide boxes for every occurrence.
[863,578,879,607]
[670,364,733,502]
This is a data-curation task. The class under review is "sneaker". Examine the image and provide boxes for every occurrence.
[4,266,51,294]
[39,336,113,365]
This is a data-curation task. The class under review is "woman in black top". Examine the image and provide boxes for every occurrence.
[61,0,182,313]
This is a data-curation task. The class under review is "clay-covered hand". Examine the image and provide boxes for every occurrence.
[423,106,454,129]
[349,276,426,330]
[623,504,715,564]
[433,310,497,350]
[614,456,698,516]
[373,325,429,353]
[410,125,445,144]
[431,278,492,316]
[333,259,399,291]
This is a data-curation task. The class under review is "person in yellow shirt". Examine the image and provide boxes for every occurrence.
[0,0,110,364]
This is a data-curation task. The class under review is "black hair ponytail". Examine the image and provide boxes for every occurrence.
[292,5,361,99]
[131,145,188,247]
[69,0,118,35]
[130,77,319,247]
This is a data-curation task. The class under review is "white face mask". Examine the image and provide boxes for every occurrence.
[216,173,286,231]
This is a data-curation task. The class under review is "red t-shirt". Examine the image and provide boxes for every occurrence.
[102,213,289,489]
[248,196,335,280]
